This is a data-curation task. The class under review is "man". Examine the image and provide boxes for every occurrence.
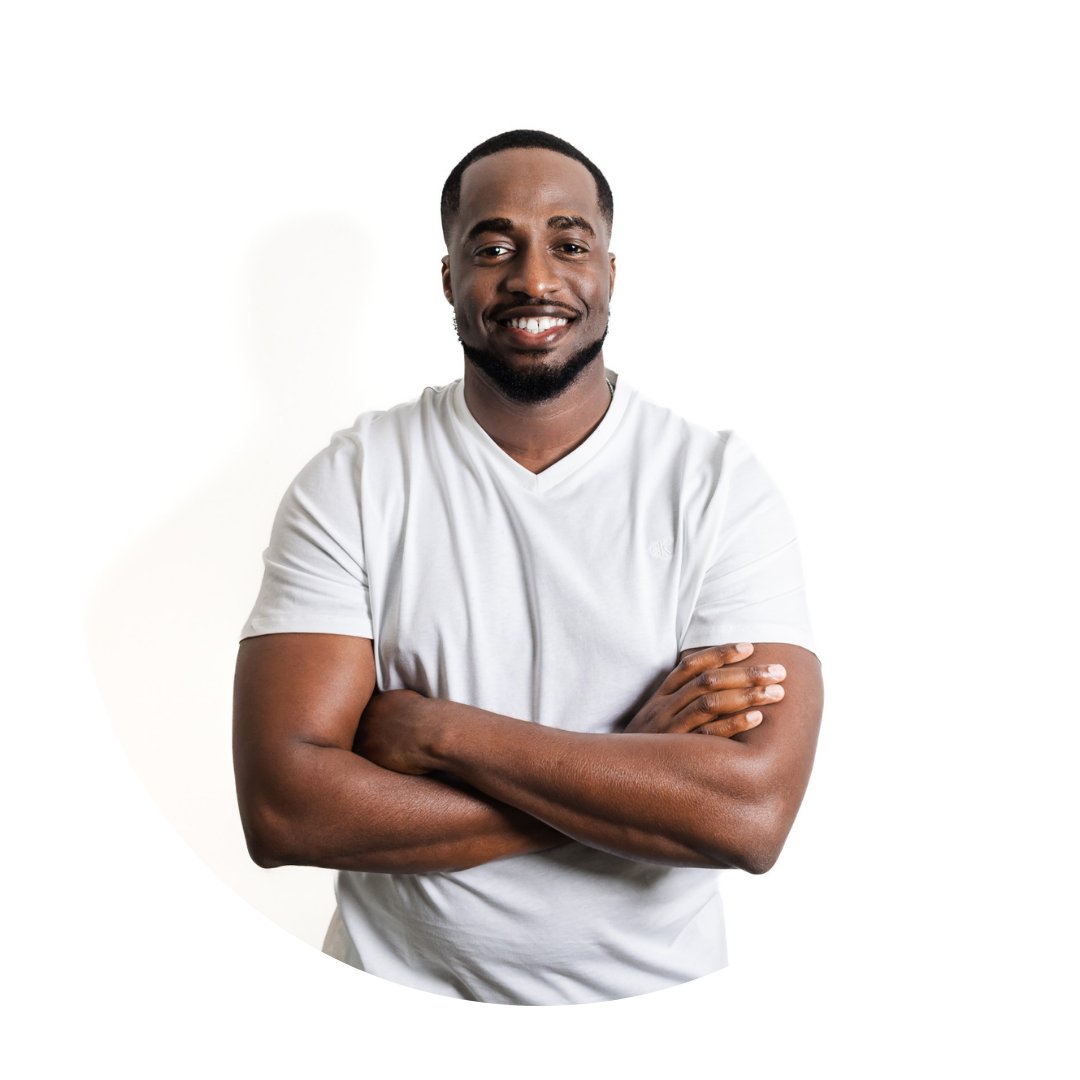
[233,130,823,1006]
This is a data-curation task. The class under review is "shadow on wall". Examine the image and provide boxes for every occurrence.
[82,215,377,949]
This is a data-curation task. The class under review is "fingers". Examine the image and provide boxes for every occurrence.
[672,681,785,732]
[658,643,754,695]
[696,662,787,693]
[697,710,764,739]
[630,644,785,736]
[668,661,786,718]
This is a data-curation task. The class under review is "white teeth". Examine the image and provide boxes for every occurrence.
[504,317,568,333]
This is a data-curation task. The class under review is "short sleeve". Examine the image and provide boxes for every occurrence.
[240,432,374,640]
[680,434,816,654]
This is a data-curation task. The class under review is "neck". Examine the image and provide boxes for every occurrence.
[462,357,613,474]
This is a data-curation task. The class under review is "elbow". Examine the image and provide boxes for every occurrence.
[247,839,285,870]
[238,798,299,869]
[735,841,784,876]
[711,838,784,876]
[701,797,791,875]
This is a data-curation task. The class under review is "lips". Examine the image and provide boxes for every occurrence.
[490,305,579,347]
[502,315,569,334]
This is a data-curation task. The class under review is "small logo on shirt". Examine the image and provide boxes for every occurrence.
[649,539,673,559]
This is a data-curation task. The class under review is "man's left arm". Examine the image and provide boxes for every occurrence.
[356,642,822,873]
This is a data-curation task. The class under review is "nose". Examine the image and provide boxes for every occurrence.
[504,242,562,298]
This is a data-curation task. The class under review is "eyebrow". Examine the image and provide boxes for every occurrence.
[547,215,595,237]
[465,218,516,242]
[464,214,597,243]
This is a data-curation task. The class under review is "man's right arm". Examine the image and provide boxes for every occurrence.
[233,632,568,873]
[234,633,779,874]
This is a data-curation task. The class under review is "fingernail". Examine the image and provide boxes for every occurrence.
[736,643,753,653]
[764,684,784,699]
[767,665,786,678]
[746,711,763,725]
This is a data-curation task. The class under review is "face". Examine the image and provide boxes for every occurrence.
[442,148,616,402]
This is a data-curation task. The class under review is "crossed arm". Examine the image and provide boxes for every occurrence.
[233,634,822,875]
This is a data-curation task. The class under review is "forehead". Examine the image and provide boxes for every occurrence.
[455,148,603,236]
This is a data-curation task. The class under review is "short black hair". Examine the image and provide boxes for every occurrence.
[441,129,613,240]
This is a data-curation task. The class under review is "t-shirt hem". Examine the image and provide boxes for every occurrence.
[240,616,375,642]
[679,625,817,656]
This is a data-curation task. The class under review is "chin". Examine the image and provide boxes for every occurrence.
[461,328,607,405]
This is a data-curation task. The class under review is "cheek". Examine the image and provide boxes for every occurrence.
[454,275,496,323]
[451,288,486,332]
[577,275,610,316]
[459,300,489,335]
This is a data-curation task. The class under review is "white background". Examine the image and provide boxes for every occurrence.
[4,2,1077,1076]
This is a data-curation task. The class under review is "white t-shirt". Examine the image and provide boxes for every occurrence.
[242,374,814,1005]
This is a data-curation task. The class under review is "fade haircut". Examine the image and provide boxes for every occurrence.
[441,129,614,240]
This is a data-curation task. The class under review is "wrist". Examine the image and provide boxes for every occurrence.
[412,694,448,772]
[419,697,471,773]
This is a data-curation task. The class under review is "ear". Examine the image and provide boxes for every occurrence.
[608,253,616,299]
[441,255,454,305]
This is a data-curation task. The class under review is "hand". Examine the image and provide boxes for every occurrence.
[353,689,436,774]
[624,643,786,737]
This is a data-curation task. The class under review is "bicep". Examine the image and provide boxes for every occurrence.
[682,642,823,811]
[233,632,377,796]
[232,635,564,871]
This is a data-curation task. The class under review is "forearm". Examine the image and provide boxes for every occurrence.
[412,700,778,871]
[239,742,567,874]
[233,633,569,874]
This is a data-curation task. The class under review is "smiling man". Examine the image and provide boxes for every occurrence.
[233,130,823,1005]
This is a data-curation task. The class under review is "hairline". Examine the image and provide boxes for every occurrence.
[442,143,613,244]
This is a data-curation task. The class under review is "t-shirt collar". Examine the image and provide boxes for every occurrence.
[450,372,631,494]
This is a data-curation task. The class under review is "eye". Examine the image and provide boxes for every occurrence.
[557,242,588,255]
[478,244,511,258]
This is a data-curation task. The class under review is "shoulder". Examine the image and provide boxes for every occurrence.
[293,381,459,490]
[622,385,732,453]
[330,380,457,452]
[620,384,760,486]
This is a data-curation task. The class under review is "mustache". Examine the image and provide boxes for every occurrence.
[489,301,582,320]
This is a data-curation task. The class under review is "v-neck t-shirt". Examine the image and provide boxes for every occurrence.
[241,373,815,1004]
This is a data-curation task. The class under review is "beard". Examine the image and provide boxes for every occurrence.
[458,323,608,405]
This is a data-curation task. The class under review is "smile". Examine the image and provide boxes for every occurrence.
[499,317,569,334]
